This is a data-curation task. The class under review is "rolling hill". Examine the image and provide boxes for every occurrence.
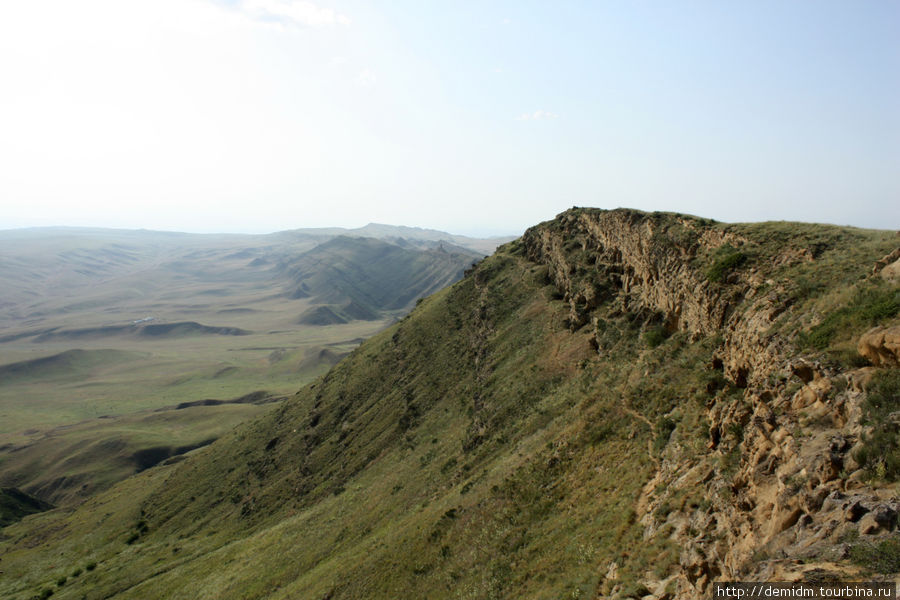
[280,235,479,314]
[0,227,489,430]
[0,226,496,508]
[1,208,898,599]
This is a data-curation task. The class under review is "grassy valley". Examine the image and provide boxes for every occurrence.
[0,226,496,507]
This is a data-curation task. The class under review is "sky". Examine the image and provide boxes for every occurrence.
[0,1,898,236]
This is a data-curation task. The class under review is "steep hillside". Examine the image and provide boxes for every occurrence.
[279,235,479,313]
[0,229,480,431]
[0,488,52,527]
[1,209,898,600]
[279,223,515,255]
[0,396,280,507]
[0,227,483,512]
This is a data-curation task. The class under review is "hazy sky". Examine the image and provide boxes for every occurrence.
[1,1,897,236]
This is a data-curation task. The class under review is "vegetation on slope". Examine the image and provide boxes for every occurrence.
[855,369,900,480]
[0,230,482,510]
[280,235,478,313]
[0,488,52,527]
[0,399,281,506]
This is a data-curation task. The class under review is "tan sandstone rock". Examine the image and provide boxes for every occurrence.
[857,325,900,367]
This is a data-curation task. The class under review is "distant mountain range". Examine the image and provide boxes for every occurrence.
[0,224,510,505]
[275,222,514,255]
[0,224,511,330]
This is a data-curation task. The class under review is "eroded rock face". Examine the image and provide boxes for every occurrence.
[522,210,790,390]
[874,248,900,280]
[521,210,900,598]
[882,259,900,282]
[858,325,900,367]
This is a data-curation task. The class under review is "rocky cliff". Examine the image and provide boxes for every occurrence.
[524,208,900,595]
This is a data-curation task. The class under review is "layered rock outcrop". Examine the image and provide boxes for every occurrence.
[522,209,900,596]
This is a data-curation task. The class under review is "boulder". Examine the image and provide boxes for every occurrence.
[873,248,900,280]
[882,258,900,282]
[857,325,900,367]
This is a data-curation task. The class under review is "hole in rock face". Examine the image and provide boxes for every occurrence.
[791,363,816,383]
[709,426,721,449]
[735,367,749,388]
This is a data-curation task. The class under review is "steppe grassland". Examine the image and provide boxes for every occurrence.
[0,290,388,437]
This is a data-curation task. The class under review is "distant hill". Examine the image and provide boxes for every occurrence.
[0,487,52,527]
[277,222,515,255]
[0,227,482,338]
[0,223,491,493]
[280,236,479,315]
[0,348,143,383]
[0,224,502,327]
[297,305,350,326]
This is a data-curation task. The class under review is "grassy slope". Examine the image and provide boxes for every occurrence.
[1,211,897,600]
[0,488,52,528]
[0,233,477,436]
[0,319,382,437]
[0,402,278,507]
[0,231,480,511]
[281,235,477,311]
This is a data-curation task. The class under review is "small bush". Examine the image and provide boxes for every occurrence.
[644,325,669,348]
[791,276,826,301]
[618,580,651,599]
[71,568,82,577]
[85,561,97,571]
[804,284,900,350]
[706,245,747,283]
[440,457,458,474]
[726,422,744,443]
[849,536,900,574]
[830,349,869,369]
[56,576,67,587]
[854,370,900,480]
[653,417,677,454]
[654,501,673,520]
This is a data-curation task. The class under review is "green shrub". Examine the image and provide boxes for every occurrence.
[643,325,669,348]
[849,536,900,574]
[618,580,650,599]
[653,417,676,454]
[726,422,744,443]
[85,561,97,571]
[706,245,747,283]
[654,501,673,520]
[854,370,900,480]
[804,284,900,350]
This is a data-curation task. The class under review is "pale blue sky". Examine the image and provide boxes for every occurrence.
[1,1,897,236]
